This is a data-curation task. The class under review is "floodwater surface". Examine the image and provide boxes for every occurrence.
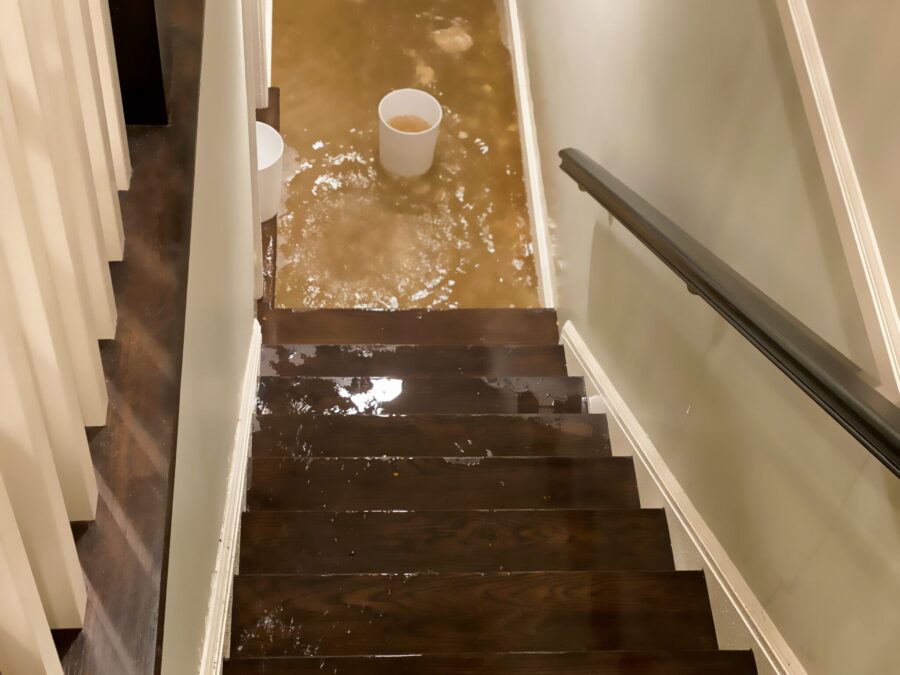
[272,0,539,309]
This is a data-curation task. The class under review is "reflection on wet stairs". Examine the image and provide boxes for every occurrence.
[225,308,758,674]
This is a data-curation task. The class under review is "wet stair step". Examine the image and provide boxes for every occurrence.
[260,344,568,377]
[230,571,718,657]
[256,376,586,415]
[259,308,560,345]
[228,304,757,674]
[252,414,611,458]
[224,651,758,675]
[239,509,675,574]
[247,456,639,511]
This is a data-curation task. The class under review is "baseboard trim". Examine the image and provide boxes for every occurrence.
[198,319,261,675]
[502,0,557,308]
[561,321,806,675]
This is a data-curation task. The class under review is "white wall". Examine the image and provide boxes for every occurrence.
[517,1,900,674]
[804,0,900,339]
[161,0,257,670]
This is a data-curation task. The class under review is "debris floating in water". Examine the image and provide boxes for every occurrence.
[272,0,537,310]
[432,25,474,54]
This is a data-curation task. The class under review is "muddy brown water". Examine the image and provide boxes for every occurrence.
[273,0,539,309]
[388,114,434,133]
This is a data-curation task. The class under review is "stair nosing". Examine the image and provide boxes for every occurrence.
[242,511,645,517]
[253,412,608,420]
[233,569,706,579]
[261,342,567,348]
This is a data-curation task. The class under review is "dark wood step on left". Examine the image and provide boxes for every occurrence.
[226,308,757,675]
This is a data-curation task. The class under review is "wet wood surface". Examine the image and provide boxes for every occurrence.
[256,376,586,415]
[261,344,568,377]
[239,509,675,574]
[247,457,639,511]
[251,414,611,458]
[231,571,718,656]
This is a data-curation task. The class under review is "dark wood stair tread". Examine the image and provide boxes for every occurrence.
[230,571,718,656]
[256,376,586,415]
[247,457,639,511]
[260,308,559,346]
[252,414,611,458]
[224,651,758,674]
[239,509,674,574]
[261,344,568,377]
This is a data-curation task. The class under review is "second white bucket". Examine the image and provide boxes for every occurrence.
[378,88,442,178]
[256,121,284,222]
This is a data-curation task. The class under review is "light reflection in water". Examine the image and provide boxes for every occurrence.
[338,378,404,415]
[272,0,539,309]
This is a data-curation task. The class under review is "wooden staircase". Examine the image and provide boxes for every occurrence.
[225,308,757,674]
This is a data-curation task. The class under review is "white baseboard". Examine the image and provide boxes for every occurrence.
[561,321,807,675]
[198,319,261,675]
[502,0,557,308]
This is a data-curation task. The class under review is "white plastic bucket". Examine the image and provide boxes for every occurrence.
[378,88,442,177]
[256,121,284,221]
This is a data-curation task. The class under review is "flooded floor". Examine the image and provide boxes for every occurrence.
[272,0,539,309]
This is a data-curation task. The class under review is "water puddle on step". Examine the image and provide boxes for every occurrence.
[272,0,538,309]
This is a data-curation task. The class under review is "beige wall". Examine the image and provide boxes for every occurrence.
[517,1,900,673]
[805,0,900,335]
[161,0,257,670]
